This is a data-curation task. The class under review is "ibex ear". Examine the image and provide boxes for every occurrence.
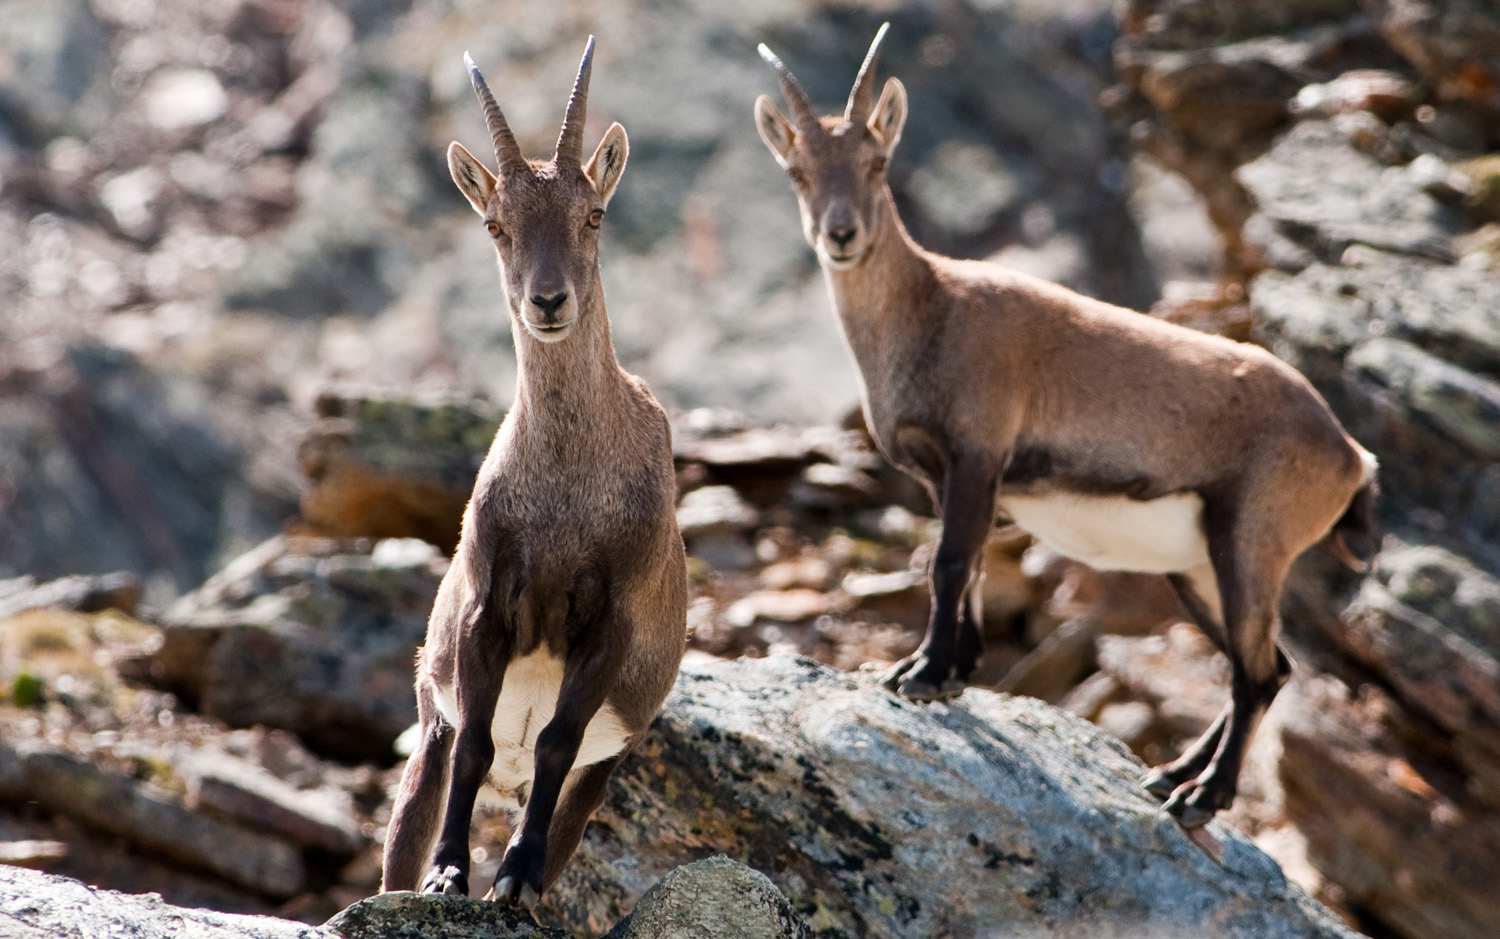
[868,77,907,155]
[585,122,629,208]
[754,94,797,168]
[448,141,497,215]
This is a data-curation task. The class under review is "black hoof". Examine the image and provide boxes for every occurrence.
[877,657,916,692]
[896,674,965,701]
[1162,783,1222,830]
[489,875,540,910]
[420,864,468,897]
[1140,767,1182,803]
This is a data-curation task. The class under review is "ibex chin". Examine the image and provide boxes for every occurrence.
[754,24,1377,827]
[381,39,686,904]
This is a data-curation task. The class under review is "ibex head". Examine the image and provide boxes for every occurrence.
[449,38,628,344]
[755,23,907,271]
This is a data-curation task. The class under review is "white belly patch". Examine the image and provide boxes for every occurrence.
[999,490,1210,574]
[432,651,631,811]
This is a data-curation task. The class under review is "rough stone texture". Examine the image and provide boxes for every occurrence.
[1234,54,1500,939]
[1109,0,1392,276]
[324,891,569,939]
[1360,0,1500,117]
[182,752,365,857]
[0,345,293,594]
[295,391,504,553]
[0,741,305,898]
[0,865,325,939]
[537,654,1357,939]
[604,856,812,939]
[0,0,1168,596]
[0,572,141,620]
[1238,121,1464,266]
[122,536,446,763]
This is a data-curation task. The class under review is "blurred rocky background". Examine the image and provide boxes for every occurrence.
[1,0,1497,937]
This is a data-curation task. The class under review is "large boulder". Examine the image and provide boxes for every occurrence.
[0,865,321,939]
[1234,60,1500,939]
[122,536,446,764]
[529,654,1357,939]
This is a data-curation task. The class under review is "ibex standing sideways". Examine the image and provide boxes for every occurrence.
[381,39,686,904]
[754,25,1377,827]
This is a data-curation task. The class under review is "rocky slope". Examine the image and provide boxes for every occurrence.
[2,1,1499,938]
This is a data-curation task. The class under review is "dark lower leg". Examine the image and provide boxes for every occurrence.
[422,722,495,895]
[882,460,996,700]
[381,693,453,891]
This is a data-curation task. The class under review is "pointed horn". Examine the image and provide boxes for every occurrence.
[757,43,821,134]
[554,35,595,166]
[465,51,525,172]
[845,22,890,123]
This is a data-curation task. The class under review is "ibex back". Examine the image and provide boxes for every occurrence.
[381,38,686,905]
[755,24,1377,828]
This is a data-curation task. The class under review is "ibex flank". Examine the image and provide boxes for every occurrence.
[754,24,1377,828]
[381,38,687,904]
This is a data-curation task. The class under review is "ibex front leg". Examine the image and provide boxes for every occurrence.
[883,457,998,700]
[382,681,453,891]
[421,638,505,897]
[490,625,624,907]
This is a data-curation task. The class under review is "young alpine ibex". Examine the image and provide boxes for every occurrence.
[381,39,686,904]
[754,24,1377,828]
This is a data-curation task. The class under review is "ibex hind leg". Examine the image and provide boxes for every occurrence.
[1159,523,1293,828]
[1145,568,1292,808]
[487,751,628,905]
[381,681,454,892]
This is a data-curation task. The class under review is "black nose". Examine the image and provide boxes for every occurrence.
[530,292,568,318]
[829,227,856,249]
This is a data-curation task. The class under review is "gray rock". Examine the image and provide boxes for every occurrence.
[1251,248,1500,548]
[1361,0,1500,119]
[539,654,1358,939]
[183,752,365,857]
[295,390,504,553]
[0,0,111,142]
[604,856,812,939]
[0,742,305,898]
[124,536,446,763]
[0,345,289,594]
[1238,120,1463,266]
[324,891,569,939]
[0,571,141,620]
[0,865,325,939]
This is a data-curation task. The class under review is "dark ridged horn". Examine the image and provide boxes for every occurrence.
[465,51,525,172]
[757,42,821,134]
[554,36,595,166]
[845,22,889,123]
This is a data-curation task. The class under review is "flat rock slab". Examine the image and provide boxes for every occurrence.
[544,654,1360,939]
[325,891,569,939]
[0,865,323,939]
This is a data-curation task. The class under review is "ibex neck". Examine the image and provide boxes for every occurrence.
[510,274,626,424]
[823,192,936,365]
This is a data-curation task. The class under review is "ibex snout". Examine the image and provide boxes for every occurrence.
[818,203,866,267]
[522,284,577,340]
[531,291,569,318]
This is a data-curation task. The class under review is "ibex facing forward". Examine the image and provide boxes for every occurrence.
[754,24,1376,828]
[381,39,686,904]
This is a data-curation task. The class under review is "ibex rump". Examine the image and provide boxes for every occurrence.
[381,39,686,904]
[754,24,1377,827]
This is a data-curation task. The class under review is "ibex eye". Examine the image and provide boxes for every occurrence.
[485,220,503,238]
[586,209,604,229]
[787,167,808,186]
[869,156,887,174]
